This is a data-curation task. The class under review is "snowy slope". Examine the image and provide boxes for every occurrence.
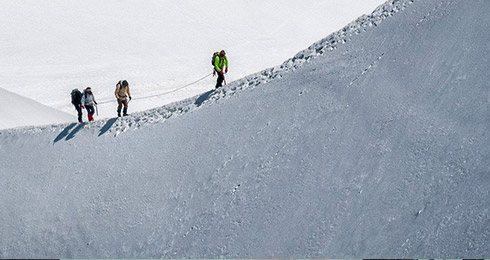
[0,87,73,129]
[0,0,386,120]
[1,0,490,258]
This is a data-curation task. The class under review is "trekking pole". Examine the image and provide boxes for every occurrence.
[95,104,99,116]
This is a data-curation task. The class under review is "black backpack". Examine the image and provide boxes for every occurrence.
[211,52,219,67]
[116,80,128,88]
[71,89,82,104]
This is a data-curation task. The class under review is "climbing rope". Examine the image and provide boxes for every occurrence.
[97,72,214,105]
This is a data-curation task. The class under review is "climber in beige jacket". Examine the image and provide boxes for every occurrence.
[115,80,132,117]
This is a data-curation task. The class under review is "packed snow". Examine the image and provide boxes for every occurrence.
[1,0,490,258]
[1,0,386,123]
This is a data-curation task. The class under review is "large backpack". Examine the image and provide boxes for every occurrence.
[211,52,219,67]
[71,89,82,104]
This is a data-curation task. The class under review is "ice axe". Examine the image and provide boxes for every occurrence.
[224,70,228,85]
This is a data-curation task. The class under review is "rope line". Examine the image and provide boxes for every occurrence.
[97,72,214,105]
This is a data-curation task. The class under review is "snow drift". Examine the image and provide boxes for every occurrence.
[1,0,490,258]
[0,87,73,130]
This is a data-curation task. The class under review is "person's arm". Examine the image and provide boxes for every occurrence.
[214,56,221,73]
[127,86,132,100]
[115,85,121,99]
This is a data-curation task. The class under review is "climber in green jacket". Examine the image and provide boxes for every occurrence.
[214,50,228,88]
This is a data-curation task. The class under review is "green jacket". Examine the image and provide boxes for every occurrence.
[214,55,228,72]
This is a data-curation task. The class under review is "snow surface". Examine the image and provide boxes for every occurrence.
[0,0,386,122]
[0,87,73,129]
[1,0,490,258]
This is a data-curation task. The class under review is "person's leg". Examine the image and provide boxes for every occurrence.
[86,105,95,121]
[122,99,129,116]
[117,99,123,117]
[75,104,83,122]
[216,73,224,88]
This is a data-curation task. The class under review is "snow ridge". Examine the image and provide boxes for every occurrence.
[230,0,417,85]
[0,0,416,138]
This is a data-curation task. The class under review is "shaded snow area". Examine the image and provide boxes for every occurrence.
[1,0,490,258]
[0,87,73,130]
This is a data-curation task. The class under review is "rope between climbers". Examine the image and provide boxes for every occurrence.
[97,72,213,105]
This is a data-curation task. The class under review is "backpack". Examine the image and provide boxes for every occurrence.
[211,52,219,67]
[71,89,82,104]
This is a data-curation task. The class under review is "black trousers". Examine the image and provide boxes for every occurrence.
[86,105,95,116]
[216,72,225,88]
[73,103,82,122]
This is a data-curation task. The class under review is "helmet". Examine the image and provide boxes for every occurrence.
[122,80,128,86]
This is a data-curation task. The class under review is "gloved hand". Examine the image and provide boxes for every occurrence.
[81,105,85,109]
[94,101,97,105]
[219,70,224,75]
[129,96,132,101]
[225,68,228,74]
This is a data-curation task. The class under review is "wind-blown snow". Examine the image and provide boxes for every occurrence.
[0,87,73,130]
[1,0,490,258]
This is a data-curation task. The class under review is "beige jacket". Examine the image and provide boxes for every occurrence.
[115,84,131,100]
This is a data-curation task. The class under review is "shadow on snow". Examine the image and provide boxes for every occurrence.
[98,118,118,137]
[53,123,77,143]
[54,88,214,143]
[194,90,214,107]
[65,123,85,141]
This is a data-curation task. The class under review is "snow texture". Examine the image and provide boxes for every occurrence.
[0,0,386,121]
[1,0,490,258]
[0,87,73,130]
